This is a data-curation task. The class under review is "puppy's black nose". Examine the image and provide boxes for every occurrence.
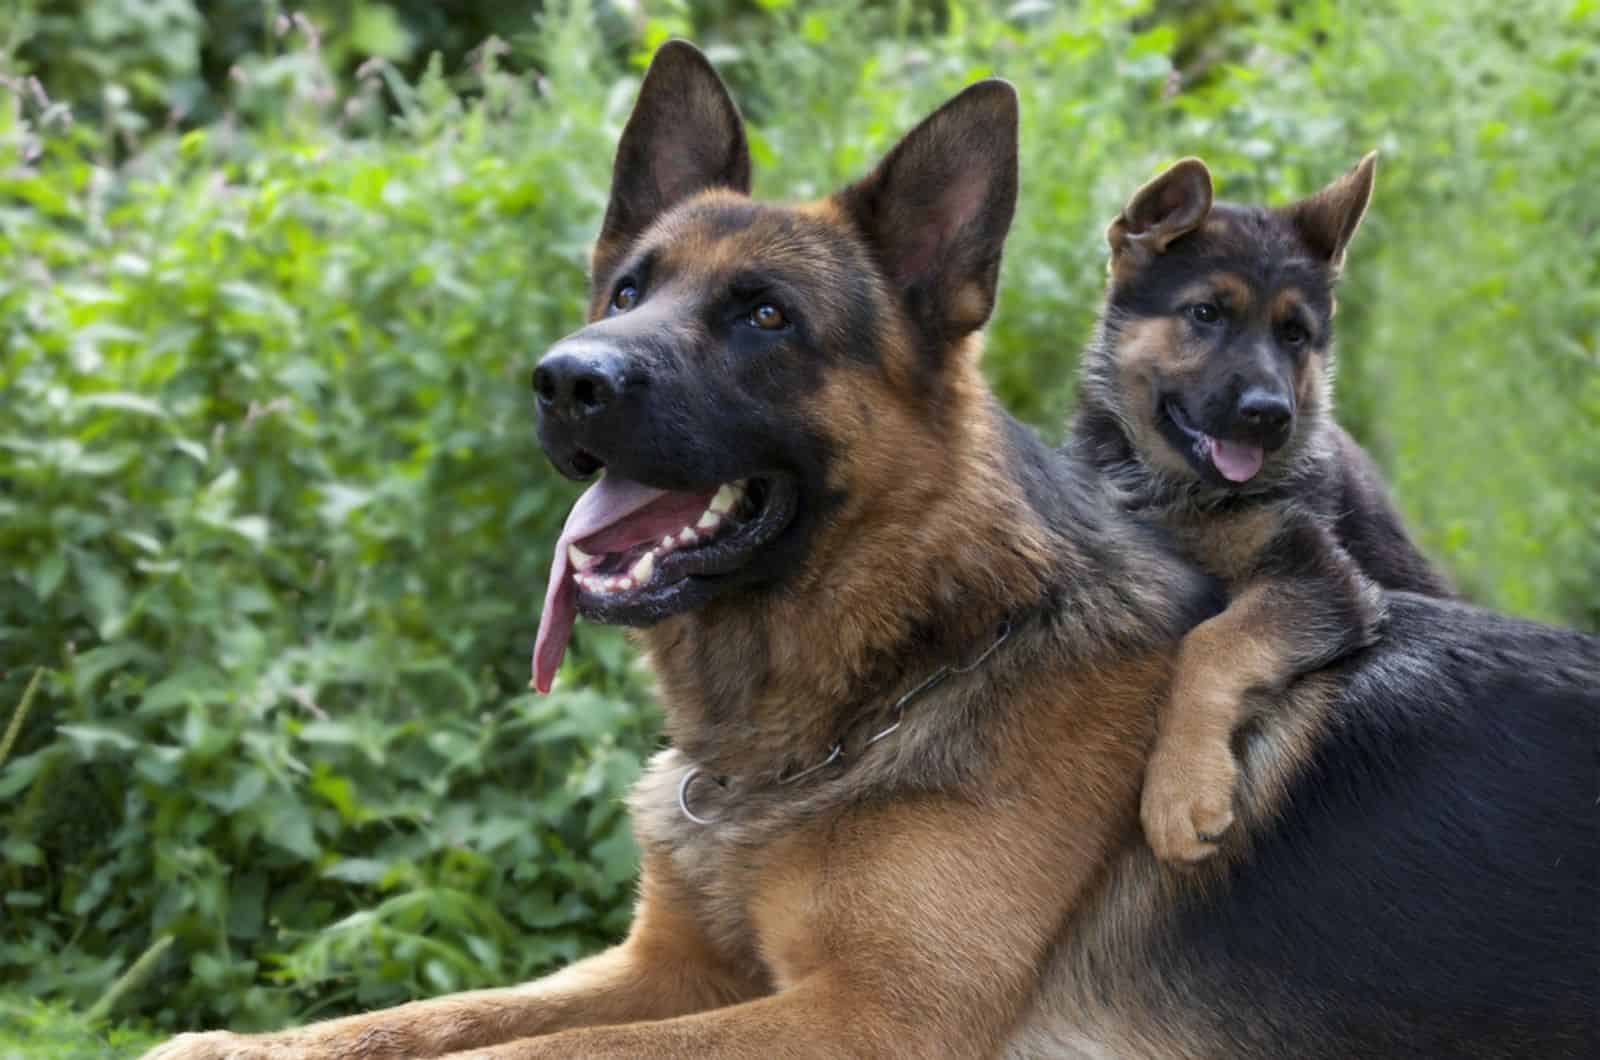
[1235,388,1292,439]
[534,343,626,420]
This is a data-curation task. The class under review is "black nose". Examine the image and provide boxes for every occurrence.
[533,343,627,420]
[1235,387,1292,439]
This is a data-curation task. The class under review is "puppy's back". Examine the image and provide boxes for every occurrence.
[1323,424,1456,597]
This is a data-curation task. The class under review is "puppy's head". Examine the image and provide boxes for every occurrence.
[1091,153,1376,490]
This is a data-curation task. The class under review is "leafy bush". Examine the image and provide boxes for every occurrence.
[2,6,655,1031]
[4,0,573,130]
[0,995,158,1059]
[1,0,1594,1039]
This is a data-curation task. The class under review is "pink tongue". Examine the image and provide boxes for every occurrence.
[532,476,669,693]
[1210,438,1265,483]
[531,476,717,693]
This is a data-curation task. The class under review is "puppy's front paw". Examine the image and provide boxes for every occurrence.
[1141,742,1237,864]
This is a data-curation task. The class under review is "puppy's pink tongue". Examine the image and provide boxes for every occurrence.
[531,476,669,693]
[1210,438,1265,483]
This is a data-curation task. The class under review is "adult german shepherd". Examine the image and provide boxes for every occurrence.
[149,41,1597,1060]
[1072,156,1459,864]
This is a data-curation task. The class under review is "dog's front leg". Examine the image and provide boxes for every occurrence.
[437,786,1132,1060]
[1142,513,1386,863]
[433,972,966,1060]
[143,868,761,1060]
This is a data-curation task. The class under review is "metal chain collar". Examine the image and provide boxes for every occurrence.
[677,619,1014,825]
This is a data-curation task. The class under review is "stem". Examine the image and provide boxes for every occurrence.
[0,667,43,770]
[85,935,174,1023]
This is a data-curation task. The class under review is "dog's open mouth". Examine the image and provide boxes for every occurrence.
[532,472,797,691]
[1160,400,1266,485]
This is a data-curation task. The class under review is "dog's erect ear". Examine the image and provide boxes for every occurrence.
[1107,157,1213,260]
[838,79,1019,347]
[592,40,751,284]
[1284,151,1377,272]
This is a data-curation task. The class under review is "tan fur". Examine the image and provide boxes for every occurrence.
[1136,503,1301,862]
[1269,286,1310,323]
[1296,351,1329,413]
[1193,272,1253,313]
[1173,507,1283,583]
[642,326,1051,781]
[1114,316,1201,480]
[1142,582,1287,863]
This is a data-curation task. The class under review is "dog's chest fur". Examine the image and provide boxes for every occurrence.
[1163,504,1283,586]
[630,754,809,984]
[626,682,999,992]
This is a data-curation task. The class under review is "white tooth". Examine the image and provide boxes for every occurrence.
[605,577,621,591]
[661,535,676,549]
[630,552,655,582]
[696,511,719,531]
[710,483,740,514]
[568,543,594,570]
[618,577,634,591]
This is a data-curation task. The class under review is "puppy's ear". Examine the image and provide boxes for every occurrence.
[592,40,751,285]
[1107,158,1213,262]
[838,79,1019,349]
[1284,151,1377,273]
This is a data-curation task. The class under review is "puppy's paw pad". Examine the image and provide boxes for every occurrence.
[1141,753,1238,864]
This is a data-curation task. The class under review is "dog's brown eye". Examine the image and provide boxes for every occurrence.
[1188,302,1221,324]
[612,284,639,312]
[1279,321,1310,347]
[750,303,786,330]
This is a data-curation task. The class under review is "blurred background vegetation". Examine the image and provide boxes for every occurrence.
[1,0,1595,1053]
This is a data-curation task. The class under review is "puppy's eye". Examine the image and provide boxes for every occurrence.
[1279,321,1310,347]
[749,303,787,330]
[1188,302,1221,324]
[611,284,639,312]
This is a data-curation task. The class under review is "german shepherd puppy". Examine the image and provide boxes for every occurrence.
[1072,156,1457,863]
[148,42,1596,1060]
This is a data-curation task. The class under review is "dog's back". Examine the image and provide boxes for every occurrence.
[1015,593,1599,1058]
[1180,597,1597,1055]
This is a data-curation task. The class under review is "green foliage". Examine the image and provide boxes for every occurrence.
[0,993,157,1059]
[2,6,656,1031]
[2,0,580,130]
[1,0,1595,1037]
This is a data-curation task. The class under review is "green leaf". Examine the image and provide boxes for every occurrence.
[57,724,140,757]
[72,552,129,640]
[77,393,169,419]
[33,554,67,601]
[323,858,391,885]
[1,839,44,867]
[261,801,318,860]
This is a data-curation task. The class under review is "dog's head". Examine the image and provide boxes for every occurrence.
[531,42,1018,691]
[1087,154,1375,492]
